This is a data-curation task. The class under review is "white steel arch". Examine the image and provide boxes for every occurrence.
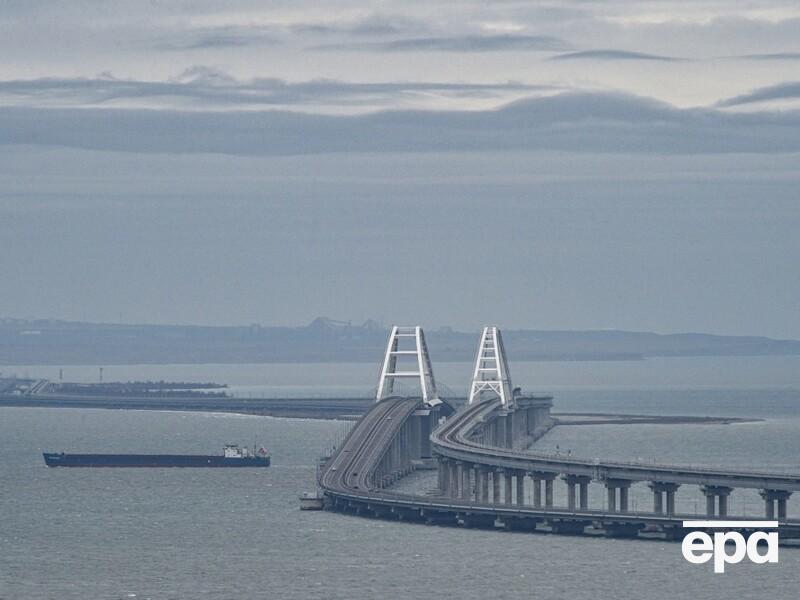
[468,325,514,407]
[376,326,439,405]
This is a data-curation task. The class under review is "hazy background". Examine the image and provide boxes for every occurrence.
[1,1,799,337]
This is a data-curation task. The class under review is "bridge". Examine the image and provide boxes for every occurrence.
[318,325,800,541]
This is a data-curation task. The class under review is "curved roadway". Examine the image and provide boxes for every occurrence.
[318,396,800,534]
[432,398,800,492]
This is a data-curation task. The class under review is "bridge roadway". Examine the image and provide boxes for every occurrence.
[319,397,800,540]
[433,398,800,492]
[320,396,423,494]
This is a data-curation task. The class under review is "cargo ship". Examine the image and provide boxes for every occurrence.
[43,444,270,468]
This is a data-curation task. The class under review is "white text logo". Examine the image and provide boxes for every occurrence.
[682,521,779,573]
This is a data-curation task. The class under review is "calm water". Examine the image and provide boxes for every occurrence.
[2,356,800,599]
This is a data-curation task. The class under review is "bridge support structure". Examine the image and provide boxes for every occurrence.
[649,481,680,515]
[760,489,792,520]
[468,326,514,408]
[563,474,591,510]
[700,485,733,517]
[515,470,526,506]
[605,479,632,513]
[529,471,557,508]
[376,326,439,405]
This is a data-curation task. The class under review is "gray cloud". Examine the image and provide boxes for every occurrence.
[0,70,551,110]
[550,49,683,62]
[290,14,428,37]
[3,91,799,156]
[155,25,282,50]
[739,52,800,60]
[717,81,800,106]
[311,34,570,52]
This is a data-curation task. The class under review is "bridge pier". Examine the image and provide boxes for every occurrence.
[419,411,433,458]
[579,479,589,510]
[449,461,459,498]
[458,462,472,500]
[566,479,576,510]
[701,485,733,517]
[444,458,455,497]
[760,489,791,520]
[605,479,632,513]
[531,474,541,507]
[529,472,556,507]
[495,414,509,449]
[515,470,526,506]
[477,466,490,502]
[492,469,501,503]
[502,469,513,505]
[563,475,591,510]
[648,481,680,515]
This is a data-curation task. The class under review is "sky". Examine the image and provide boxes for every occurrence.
[1,1,799,337]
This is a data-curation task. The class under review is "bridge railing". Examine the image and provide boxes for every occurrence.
[436,398,800,483]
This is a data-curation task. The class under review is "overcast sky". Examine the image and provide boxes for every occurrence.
[1,1,799,337]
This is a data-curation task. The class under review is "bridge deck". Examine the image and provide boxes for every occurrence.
[319,398,800,539]
[433,398,800,491]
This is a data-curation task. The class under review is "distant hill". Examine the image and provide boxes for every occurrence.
[0,317,798,365]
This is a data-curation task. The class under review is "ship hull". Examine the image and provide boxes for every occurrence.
[43,452,270,468]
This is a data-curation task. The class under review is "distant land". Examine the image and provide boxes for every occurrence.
[0,317,799,366]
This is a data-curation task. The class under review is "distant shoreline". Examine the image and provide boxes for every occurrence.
[2,317,798,365]
[0,394,760,425]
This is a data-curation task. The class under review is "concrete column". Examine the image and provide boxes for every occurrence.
[778,498,788,520]
[460,463,471,500]
[453,460,464,498]
[419,413,432,458]
[653,490,663,514]
[400,423,407,472]
[563,475,591,511]
[437,458,446,493]
[516,471,526,506]
[530,472,556,507]
[492,469,501,504]
[496,417,506,449]
[761,490,791,520]
[409,416,419,461]
[701,486,732,517]
[532,477,542,507]
[648,482,680,515]
[478,467,489,503]
[705,494,715,517]
[470,467,476,499]
[607,486,616,512]
[666,490,676,515]
[605,479,631,513]
[619,487,629,513]
[503,470,513,505]
[718,493,728,517]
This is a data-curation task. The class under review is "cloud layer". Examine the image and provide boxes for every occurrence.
[311,34,570,52]
[3,91,799,156]
[0,71,550,111]
[718,81,800,106]
[550,50,682,62]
